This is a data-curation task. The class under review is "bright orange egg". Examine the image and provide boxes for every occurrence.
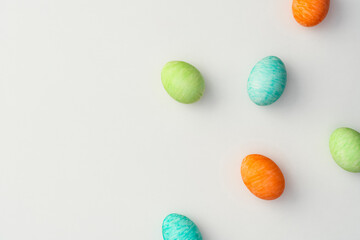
[241,154,285,200]
[292,0,330,27]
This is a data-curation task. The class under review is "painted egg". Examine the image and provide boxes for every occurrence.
[161,61,205,104]
[292,0,330,27]
[247,56,287,106]
[162,213,202,240]
[329,127,360,172]
[241,154,285,200]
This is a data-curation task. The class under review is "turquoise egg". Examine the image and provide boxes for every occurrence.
[247,56,287,106]
[162,213,202,240]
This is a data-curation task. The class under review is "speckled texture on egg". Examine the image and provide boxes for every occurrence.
[161,61,205,104]
[247,56,287,106]
[292,0,330,27]
[329,127,360,172]
[241,154,285,200]
[162,213,202,240]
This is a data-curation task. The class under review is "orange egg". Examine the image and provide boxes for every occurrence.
[241,154,285,200]
[292,0,330,27]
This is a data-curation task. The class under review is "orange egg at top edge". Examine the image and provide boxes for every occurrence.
[292,0,330,27]
[241,154,285,200]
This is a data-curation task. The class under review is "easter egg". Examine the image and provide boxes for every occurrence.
[162,213,202,240]
[292,0,330,27]
[329,127,360,172]
[241,154,285,200]
[161,61,205,104]
[247,56,287,106]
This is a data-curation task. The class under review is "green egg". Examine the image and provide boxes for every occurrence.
[329,127,360,172]
[161,61,205,104]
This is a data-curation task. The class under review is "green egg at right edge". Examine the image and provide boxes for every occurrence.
[329,127,360,172]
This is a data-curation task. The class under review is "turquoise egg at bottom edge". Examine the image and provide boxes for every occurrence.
[247,56,287,106]
[162,213,202,240]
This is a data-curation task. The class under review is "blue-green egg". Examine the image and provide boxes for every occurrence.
[247,56,287,106]
[162,213,202,240]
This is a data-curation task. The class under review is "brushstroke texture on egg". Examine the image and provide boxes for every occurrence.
[292,0,330,27]
[329,127,360,172]
[247,56,287,106]
[161,61,205,104]
[241,154,285,200]
[162,213,202,240]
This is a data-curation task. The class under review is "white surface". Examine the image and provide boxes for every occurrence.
[0,0,360,239]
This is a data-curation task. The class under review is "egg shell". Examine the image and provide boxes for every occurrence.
[241,154,285,200]
[292,0,330,27]
[329,127,360,172]
[247,56,287,106]
[161,61,205,104]
[162,213,202,240]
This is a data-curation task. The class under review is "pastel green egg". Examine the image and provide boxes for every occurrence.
[329,127,360,172]
[162,213,202,240]
[161,61,205,104]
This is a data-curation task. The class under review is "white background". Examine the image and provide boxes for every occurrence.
[1,0,360,239]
